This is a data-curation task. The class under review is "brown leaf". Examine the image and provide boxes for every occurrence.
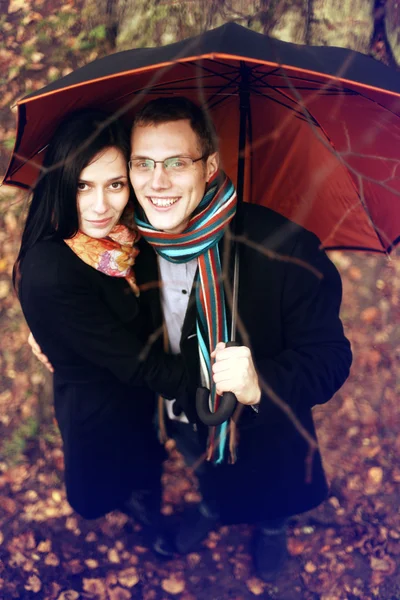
[287,537,305,556]
[83,578,107,599]
[361,306,379,323]
[370,555,396,574]
[117,567,139,587]
[0,495,16,515]
[24,574,42,593]
[365,467,384,494]
[187,553,201,568]
[108,587,132,600]
[44,553,60,566]
[85,532,98,542]
[161,575,185,595]
[348,266,362,281]
[56,591,80,600]
[65,516,79,533]
[65,559,84,575]
[22,559,35,572]
[9,551,27,567]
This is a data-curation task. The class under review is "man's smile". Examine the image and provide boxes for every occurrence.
[148,196,180,208]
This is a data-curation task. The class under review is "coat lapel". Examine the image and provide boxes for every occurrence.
[135,238,164,342]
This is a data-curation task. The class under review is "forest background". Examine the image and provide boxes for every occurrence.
[0,1,400,599]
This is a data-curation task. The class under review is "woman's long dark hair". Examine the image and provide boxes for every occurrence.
[13,109,131,291]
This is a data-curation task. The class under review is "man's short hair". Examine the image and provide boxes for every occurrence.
[132,96,218,157]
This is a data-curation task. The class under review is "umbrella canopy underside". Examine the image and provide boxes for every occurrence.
[5,29,400,253]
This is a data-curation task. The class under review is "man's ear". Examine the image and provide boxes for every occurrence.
[206,152,219,182]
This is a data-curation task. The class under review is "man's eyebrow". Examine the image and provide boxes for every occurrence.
[130,154,187,159]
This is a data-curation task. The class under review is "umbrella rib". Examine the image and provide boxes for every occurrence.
[184,60,245,85]
[251,68,355,94]
[102,63,243,108]
[249,87,319,125]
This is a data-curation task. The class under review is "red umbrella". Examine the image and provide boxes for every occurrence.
[5,22,400,423]
[3,22,400,254]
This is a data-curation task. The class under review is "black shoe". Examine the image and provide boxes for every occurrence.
[252,525,287,581]
[121,490,155,527]
[121,491,175,559]
[175,502,219,554]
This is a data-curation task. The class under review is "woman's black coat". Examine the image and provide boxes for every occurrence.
[135,204,353,525]
[19,239,186,519]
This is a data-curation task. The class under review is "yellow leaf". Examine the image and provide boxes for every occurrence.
[107,548,120,563]
[9,0,26,13]
[37,540,52,553]
[246,577,265,596]
[85,559,99,569]
[304,561,317,573]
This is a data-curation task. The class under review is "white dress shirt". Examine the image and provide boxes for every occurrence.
[158,256,198,423]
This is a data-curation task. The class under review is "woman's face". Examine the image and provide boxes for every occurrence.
[77,147,130,238]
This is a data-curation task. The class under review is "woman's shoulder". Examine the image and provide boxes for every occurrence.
[20,238,87,290]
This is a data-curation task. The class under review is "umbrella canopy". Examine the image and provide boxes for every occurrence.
[4,22,400,253]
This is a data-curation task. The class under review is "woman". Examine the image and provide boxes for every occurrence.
[14,110,186,525]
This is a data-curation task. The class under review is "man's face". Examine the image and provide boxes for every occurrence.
[130,119,218,233]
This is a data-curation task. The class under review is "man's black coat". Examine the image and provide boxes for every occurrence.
[136,204,352,525]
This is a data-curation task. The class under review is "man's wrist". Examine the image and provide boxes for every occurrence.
[250,386,262,412]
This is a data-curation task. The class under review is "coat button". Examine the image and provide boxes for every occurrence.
[182,289,188,294]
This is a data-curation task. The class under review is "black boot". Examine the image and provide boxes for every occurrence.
[121,490,175,559]
[252,522,287,581]
[175,502,219,554]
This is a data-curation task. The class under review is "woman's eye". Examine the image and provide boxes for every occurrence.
[77,182,88,191]
[110,182,124,190]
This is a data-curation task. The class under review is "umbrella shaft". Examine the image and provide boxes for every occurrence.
[230,63,250,341]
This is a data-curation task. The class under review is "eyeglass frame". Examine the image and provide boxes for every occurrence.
[128,153,208,172]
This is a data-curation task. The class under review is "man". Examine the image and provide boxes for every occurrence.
[129,97,352,579]
[30,97,352,580]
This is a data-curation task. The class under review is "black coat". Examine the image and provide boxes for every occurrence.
[19,239,186,519]
[135,204,352,525]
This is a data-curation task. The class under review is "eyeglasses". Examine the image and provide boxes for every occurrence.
[128,154,207,173]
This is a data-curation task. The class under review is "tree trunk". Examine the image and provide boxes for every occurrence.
[385,0,400,65]
[310,0,375,53]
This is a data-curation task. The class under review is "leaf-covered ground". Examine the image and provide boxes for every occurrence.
[1,190,400,600]
[1,2,400,598]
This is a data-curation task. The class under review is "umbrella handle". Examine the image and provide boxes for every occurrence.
[196,341,239,426]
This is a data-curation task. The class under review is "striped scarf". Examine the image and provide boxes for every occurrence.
[135,172,237,463]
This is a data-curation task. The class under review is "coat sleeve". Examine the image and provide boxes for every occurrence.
[255,229,352,421]
[20,249,186,400]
